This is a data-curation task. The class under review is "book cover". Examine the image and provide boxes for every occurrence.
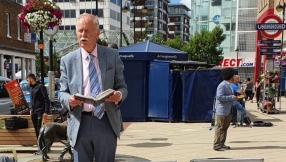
[4,80,30,115]
[74,89,115,106]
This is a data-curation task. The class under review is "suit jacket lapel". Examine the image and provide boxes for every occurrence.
[97,45,106,90]
[73,48,83,94]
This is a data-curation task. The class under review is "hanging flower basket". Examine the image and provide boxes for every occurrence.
[275,52,286,62]
[17,0,62,30]
[260,70,280,84]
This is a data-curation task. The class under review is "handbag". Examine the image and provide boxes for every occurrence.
[5,116,28,130]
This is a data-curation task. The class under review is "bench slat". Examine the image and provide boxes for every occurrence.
[0,115,54,146]
[0,141,37,145]
[0,136,37,141]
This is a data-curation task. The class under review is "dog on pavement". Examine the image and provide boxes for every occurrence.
[37,121,73,161]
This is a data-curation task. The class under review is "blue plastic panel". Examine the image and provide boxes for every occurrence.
[182,70,222,122]
[148,61,169,118]
[120,61,147,121]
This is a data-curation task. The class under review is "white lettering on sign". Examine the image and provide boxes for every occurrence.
[219,58,255,67]
[157,55,177,59]
[119,54,134,58]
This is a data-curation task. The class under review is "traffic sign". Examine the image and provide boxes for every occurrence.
[260,52,280,55]
[256,23,286,30]
[260,40,281,44]
[260,46,281,49]
[258,14,283,39]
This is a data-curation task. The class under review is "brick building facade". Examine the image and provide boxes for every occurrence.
[0,0,36,79]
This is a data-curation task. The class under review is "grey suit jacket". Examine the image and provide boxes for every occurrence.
[215,80,235,116]
[58,45,128,147]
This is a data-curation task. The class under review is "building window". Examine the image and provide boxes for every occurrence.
[110,10,117,20]
[6,13,11,38]
[110,25,117,30]
[98,9,104,17]
[158,11,162,19]
[63,10,76,18]
[17,20,21,40]
[126,17,130,25]
[110,0,116,5]
[158,1,162,8]
[80,9,103,16]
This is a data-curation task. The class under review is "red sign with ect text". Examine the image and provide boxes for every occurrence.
[219,58,242,67]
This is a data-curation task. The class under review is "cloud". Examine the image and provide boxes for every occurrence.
[180,0,191,10]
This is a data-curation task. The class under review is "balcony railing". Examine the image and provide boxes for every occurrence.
[168,9,191,18]
[174,18,181,23]
[174,27,181,31]
[145,0,155,6]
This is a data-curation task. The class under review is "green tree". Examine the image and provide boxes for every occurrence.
[165,36,185,50]
[36,52,60,77]
[182,26,226,64]
[150,32,165,45]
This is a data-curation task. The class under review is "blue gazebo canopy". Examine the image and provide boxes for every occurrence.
[119,40,188,61]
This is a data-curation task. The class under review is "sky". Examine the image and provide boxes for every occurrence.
[170,0,191,10]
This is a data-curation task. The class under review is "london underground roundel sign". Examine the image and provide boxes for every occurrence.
[260,14,283,39]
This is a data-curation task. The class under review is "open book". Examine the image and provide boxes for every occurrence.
[74,89,115,106]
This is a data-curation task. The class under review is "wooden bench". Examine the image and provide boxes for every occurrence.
[0,115,53,145]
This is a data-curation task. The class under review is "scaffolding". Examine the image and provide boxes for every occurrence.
[36,29,134,57]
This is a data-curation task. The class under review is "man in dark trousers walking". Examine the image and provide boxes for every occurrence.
[26,73,50,139]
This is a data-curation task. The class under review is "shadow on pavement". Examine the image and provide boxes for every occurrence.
[230,141,281,143]
[19,153,151,162]
[127,142,172,148]
[230,146,286,150]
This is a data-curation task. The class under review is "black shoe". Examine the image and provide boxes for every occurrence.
[221,144,230,149]
[213,145,223,151]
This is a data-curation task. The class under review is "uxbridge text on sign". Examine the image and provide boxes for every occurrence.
[256,23,286,30]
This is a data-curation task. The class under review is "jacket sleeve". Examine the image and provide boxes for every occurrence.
[216,84,235,101]
[113,51,128,105]
[58,56,73,111]
[40,85,50,114]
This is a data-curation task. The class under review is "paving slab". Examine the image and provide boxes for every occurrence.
[1,98,286,162]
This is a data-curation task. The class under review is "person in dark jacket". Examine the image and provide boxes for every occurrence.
[26,73,50,139]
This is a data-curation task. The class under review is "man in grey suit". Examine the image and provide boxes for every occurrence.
[58,13,127,162]
[213,68,238,151]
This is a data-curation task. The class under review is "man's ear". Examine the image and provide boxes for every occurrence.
[96,29,100,37]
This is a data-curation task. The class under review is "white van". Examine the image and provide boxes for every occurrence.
[0,76,13,114]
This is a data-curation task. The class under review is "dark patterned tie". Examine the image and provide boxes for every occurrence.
[88,54,104,119]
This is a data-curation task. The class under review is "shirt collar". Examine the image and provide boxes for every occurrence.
[81,45,98,60]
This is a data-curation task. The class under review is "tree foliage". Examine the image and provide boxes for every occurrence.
[182,26,226,64]
[165,36,185,50]
[36,52,60,77]
[150,32,165,45]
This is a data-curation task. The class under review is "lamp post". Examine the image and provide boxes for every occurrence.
[276,2,285,103]
[235,47,239,73]
[43,26,59,106]
[122,0,147,44]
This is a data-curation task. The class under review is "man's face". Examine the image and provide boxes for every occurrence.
[26,77,32,86]
[234,77,239,84]
[76,16,100,53]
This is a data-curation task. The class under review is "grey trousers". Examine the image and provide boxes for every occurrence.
[73,113,117,162]
[213,111,232,146]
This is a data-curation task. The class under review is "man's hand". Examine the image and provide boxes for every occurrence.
[105,91,122,103]
[69,95,84,108]
[43,113,48,119]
